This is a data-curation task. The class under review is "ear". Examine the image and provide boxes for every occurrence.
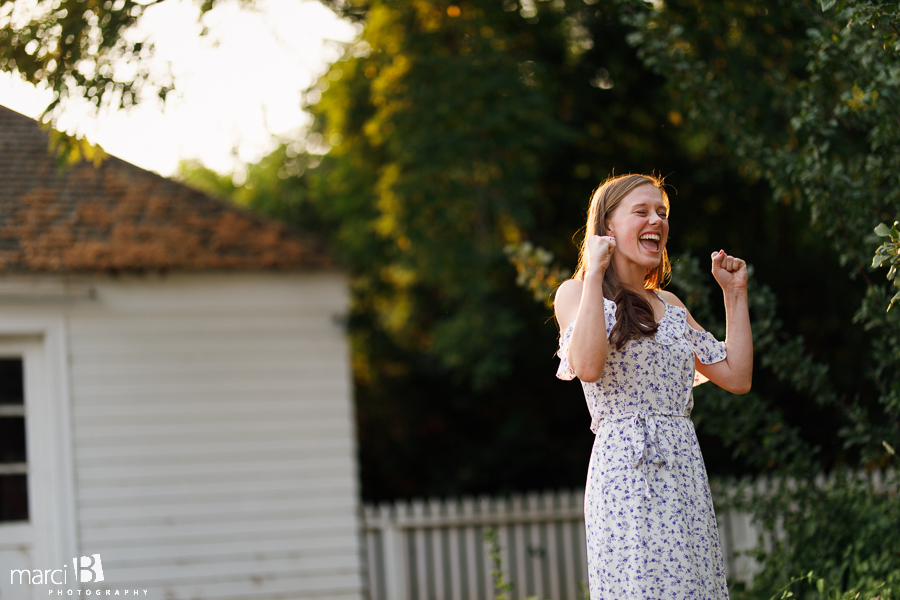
[604,217,613,236]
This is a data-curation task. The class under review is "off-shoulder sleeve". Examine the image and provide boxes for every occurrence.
[556,319,577,380]
[556,298,617,381]
[686,323,727,386]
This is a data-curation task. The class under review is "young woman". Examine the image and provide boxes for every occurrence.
[554,173,752,599]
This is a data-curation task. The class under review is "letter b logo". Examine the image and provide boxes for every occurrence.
[74,554,104,583]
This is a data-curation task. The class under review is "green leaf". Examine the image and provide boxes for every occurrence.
[817,578,826,593]
[889,289,900,312]
[874,222,891,237]
[819,0,837,11]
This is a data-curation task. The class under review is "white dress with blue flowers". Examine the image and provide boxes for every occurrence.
[556,291,730,600]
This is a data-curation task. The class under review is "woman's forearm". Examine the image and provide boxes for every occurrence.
[723,288,753,393]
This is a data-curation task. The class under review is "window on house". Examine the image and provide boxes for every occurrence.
[0,358,28,522]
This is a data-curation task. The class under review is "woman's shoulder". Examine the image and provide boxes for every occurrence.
[657,289,686,309]
[658,289,708,331]
[556,278,583,296]
[554,279,583,330]
[555,279,583,312]
[556,278,615,307]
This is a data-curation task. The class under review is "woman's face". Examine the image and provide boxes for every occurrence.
[605,184,669,271]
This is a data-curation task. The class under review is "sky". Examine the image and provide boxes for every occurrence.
[0,0,359,179]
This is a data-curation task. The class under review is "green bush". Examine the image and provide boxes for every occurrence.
[722,469,900,600]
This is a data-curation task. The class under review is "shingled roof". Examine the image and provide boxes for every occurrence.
[0,105,335,273]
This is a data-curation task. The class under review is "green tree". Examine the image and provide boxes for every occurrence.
[0,0,199,117]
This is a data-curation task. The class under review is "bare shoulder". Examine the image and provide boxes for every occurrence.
[658,289,686,309]
[554,279,583,330]
[659,289,705,329]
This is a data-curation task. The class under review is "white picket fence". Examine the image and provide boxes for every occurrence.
[363,491,589,600]
[361,470,897,600]
[361,488,760,600]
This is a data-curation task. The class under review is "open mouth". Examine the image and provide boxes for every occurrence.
[639,232,660,253]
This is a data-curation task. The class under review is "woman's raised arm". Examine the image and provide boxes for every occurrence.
[554,236,616,383]
[692,250,753,394]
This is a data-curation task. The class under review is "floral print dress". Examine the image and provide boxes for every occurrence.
[556,292,730,600]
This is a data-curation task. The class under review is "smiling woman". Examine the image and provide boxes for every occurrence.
[578,176,672,353]
[552,173,753,599]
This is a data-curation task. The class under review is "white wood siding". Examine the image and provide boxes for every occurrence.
[65,272,364,600]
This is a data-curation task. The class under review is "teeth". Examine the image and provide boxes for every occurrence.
[639,233,660,240]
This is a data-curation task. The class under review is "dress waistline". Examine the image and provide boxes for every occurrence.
[598,411,690,422]
[593,410,691,500]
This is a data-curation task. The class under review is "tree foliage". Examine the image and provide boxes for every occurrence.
[874,220,900,310]
[0,0,210,117]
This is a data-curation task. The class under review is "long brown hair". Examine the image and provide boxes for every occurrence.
[570,173,672,350]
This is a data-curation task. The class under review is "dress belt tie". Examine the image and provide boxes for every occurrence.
[597,411,690,500]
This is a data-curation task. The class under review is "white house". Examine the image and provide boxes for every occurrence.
[0,105,365,600]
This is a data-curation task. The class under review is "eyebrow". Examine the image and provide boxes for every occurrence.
[632,203,668,210]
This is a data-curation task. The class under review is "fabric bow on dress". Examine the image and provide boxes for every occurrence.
[603,410,687,500]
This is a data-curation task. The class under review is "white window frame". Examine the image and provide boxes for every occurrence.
[0,315,78,577]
